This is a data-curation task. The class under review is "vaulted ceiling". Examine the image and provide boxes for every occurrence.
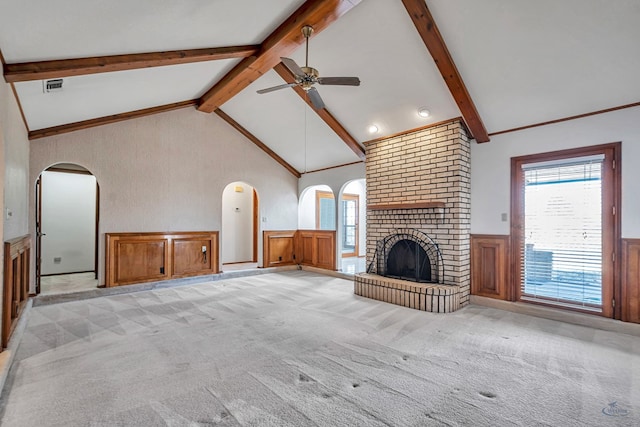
[2,0,639,175]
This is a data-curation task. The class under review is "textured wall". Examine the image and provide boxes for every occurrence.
[1,77,30,338]
[30,107,299,286]
[1,80,30,241]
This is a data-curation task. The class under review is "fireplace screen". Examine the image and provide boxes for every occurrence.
[368,229,444,284]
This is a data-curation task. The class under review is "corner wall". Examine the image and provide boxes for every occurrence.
[29,107,299,287]
[1,81,29,241]
[0,77,30,352]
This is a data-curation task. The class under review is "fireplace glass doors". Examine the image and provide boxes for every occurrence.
[386,239,431,282]
[368,229,443,284]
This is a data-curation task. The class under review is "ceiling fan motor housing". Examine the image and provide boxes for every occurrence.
[300,66,319,90]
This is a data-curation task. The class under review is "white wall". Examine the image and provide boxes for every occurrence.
[40,171,96,275]
[30,107,299,286]
[471,106,640,238]
[221,182,254,264]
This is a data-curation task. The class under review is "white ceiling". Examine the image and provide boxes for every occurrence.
[1,0,639,172]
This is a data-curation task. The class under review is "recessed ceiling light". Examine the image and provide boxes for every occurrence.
[417,107,431,118]
[368,124,379,134]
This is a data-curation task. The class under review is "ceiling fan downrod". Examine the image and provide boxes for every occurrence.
[302,25,314,68]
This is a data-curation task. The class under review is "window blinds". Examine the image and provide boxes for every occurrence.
[520,155,603,309]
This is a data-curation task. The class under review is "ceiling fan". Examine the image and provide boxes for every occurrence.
[256,25,360,110]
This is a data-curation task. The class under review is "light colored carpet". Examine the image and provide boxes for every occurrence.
[0,271,637,426]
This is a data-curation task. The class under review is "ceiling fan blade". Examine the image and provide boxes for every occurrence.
[317,76,361,86]
[307,87,325,110]
[256,82,298,94]
[280,57,305,78]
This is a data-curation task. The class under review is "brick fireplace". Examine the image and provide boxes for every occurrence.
[354,119,471,313]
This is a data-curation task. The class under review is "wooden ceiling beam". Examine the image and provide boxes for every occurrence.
[401,0,490,143]
[197,0,361,113]
[273,62,365,160]
[28,100,198,140]
[3,45,259,83]
[214,109,301,178]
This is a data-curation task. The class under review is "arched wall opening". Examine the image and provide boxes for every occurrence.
[298,185,335,230]
[298,181,366,273]
[36,163,99,294]
[221,181,258,266]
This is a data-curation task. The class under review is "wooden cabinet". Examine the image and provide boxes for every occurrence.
[471,234,510,300]
[296,230,336,270]
[105,231,218,287]
[3,235,31,350]
[263,230,296,267]
[263,229,336,270]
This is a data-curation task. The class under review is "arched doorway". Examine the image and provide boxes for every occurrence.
[221,182,258,270]
[36,163,99,294]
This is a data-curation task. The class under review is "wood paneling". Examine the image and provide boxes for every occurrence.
[263,231,296,268]
[314,232,336,270]
[116,240,167,283]
[262,229,336,270]
[622,239,640,323]
[297,232,316,266]
[296,230,336,270]
[172,234,218,278]
[367,201,445,210]
[471,235,510,300]
[29,100,198,140]
[105,231,218,287]
[2,235,31,350]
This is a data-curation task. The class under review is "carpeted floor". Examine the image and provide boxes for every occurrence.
[0,271,637,426]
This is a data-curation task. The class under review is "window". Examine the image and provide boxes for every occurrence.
[315,191,336,230]
[511,143,620,317]
[315,190,359,257]
[342,194,359,257]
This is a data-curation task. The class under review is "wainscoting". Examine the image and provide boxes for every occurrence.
[470,234,510,301]
[622,239,640,323]
[263,230,336,270]
[105,231,219,287]
[2,235,31,350]
[262,230,296,268]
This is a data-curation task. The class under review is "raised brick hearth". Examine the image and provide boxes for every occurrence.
[355,119,471,313]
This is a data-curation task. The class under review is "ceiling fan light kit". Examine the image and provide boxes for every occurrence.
[257,25,360,110]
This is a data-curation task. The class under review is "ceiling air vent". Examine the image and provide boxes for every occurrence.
[44,78,63,93]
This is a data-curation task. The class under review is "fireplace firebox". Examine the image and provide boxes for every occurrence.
[368,229,444,284]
